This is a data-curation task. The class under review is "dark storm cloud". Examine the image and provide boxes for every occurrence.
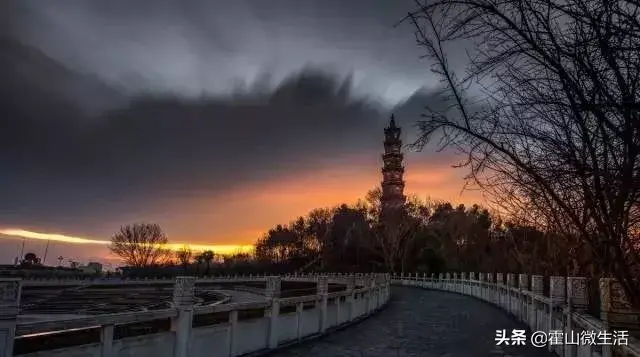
[0,0,461,233]
[7,0,434,105]
[0,36,447,231]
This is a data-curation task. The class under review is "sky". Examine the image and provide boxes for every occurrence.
[0,0,484,266]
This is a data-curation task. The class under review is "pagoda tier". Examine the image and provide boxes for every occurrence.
[382,162,404,171]
[380,114,406,218]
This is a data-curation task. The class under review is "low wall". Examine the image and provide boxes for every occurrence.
[0,273,391,357]
[392,273,640,357]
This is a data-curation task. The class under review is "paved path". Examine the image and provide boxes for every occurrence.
[268,287,555,357]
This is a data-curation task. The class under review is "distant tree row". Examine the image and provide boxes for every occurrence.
[109,186,585,279]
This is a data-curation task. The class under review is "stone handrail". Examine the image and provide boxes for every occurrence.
[392,272,640,357]
[0,273,390,357]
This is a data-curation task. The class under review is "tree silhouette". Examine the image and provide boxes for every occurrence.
[21,252,41,266]
[110,195,562,279]
[109,223,171,268]
[403,0,640,307]
[175,245,193,272]
[195,250,215,275]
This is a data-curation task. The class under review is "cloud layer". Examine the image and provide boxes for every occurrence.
[7,0,433,104]
[0,0,483,265]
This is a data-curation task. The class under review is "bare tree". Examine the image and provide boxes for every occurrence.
[402,0,640,305]
[109,223,171,267]
[195,250,215,275]
[176,245,193,271]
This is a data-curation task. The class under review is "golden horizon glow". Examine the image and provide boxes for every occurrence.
[0,153,487,263]
[0,229,254,255]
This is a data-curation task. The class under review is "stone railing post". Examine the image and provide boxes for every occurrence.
[469,272,476,297]
[564,277,588,357]
[265,276,281,349]
[346,275,356,321]
[518,274,529,323]
[530,275,544,331]
[506,273,516,314]
[376,274,383,308]
[228,308,239,357]
[600,278,640,342]
[317,276,329,332]
[295,301,304,341]
[370,276,378,310]
[496,273,504,307]
[171,276,196,357]
[0,279,20,357]
[531,275,544,295]
[548,276,566,354]
[567,277,588,312]
[451,272,456,293]
[518,274,529,291]
[550,276,567,305]
[364,273,378,315]
[101,323,114,357]
[486,273,494,303]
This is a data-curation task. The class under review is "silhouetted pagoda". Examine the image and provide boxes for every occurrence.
[380,114,406,220]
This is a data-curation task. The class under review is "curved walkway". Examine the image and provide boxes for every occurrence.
[268,287,554,357]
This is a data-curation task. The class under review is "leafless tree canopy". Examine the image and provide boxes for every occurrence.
[176,245,193,267]
[402,0,640,305]
[109,223,171,267]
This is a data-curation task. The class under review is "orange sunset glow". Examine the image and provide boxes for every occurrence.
[0,228,254,255]
[160,153,486,244]
[0,152,485,264]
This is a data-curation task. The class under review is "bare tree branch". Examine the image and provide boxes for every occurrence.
[402,0,640,306]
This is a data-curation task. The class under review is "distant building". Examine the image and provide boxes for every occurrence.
[380,114,407,220]
[80,262,103,274]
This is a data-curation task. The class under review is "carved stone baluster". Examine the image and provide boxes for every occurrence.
[530,275,544,332]
[0,279,20,357]
[172,276,196,357]
[600,278,640,357]
[518,274,529,323]
[265,276,282,348]
[548,276,566,354]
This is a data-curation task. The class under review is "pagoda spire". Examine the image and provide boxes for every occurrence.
[380,114,406,219]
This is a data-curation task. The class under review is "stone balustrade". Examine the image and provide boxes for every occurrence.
[392,272,640,357]
[0,273,390,357]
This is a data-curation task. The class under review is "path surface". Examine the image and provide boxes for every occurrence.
[268,287,555,357]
